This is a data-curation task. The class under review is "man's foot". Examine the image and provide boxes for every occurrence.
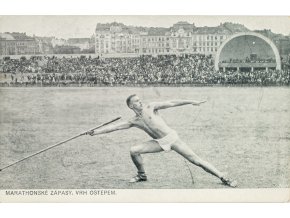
[129,173,147,183]
[221,175,238,188]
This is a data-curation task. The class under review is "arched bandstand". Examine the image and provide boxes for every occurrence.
[215,32,281,71]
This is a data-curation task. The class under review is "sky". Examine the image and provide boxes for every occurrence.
[0,16,290,39]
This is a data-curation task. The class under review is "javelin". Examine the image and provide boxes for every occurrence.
[0,116,121,172]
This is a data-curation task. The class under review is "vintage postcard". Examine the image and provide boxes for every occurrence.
[0,15,289,202]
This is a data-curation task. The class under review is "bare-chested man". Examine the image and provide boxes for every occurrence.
[87,94,237,187]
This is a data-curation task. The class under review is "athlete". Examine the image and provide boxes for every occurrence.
[86,94,237,187]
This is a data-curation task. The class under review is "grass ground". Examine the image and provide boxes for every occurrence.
[0,87,289,189]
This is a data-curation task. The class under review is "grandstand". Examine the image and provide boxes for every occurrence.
[0,53,289,86]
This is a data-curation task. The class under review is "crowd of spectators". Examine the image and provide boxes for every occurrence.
[222,57,276,63]
[0,54,289,86]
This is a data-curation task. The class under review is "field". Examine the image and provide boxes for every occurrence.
[0,87,289,189]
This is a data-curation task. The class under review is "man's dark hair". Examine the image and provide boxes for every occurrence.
[126,94,137,107]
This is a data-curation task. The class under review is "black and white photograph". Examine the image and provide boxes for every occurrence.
[0,15,289,202]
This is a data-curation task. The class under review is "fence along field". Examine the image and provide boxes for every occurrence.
[0,87,289,189]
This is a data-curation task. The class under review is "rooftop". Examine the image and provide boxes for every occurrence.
[0,33,14,40]
[95,22,251,36]
[0,32,35,41]
[147,27,169,36]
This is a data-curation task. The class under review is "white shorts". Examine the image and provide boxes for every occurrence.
[154,131,179,152]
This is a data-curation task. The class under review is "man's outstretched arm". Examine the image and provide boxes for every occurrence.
[152,100,207,110]
[86,121,133,136]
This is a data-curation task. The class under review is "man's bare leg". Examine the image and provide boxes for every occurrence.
[130,140,163,182]
[171,140,223,178]
[171,139,237,187]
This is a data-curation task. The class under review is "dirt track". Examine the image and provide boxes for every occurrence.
[0,87,289,189]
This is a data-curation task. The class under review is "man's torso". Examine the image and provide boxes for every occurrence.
[130,103,174,139]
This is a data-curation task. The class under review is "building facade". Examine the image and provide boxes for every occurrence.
[0,33,39,55]
[95,23,142,54]
[169,22,194,54]
[94,22,248,56]
[192,27,230,54]
[139,29,170,54]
